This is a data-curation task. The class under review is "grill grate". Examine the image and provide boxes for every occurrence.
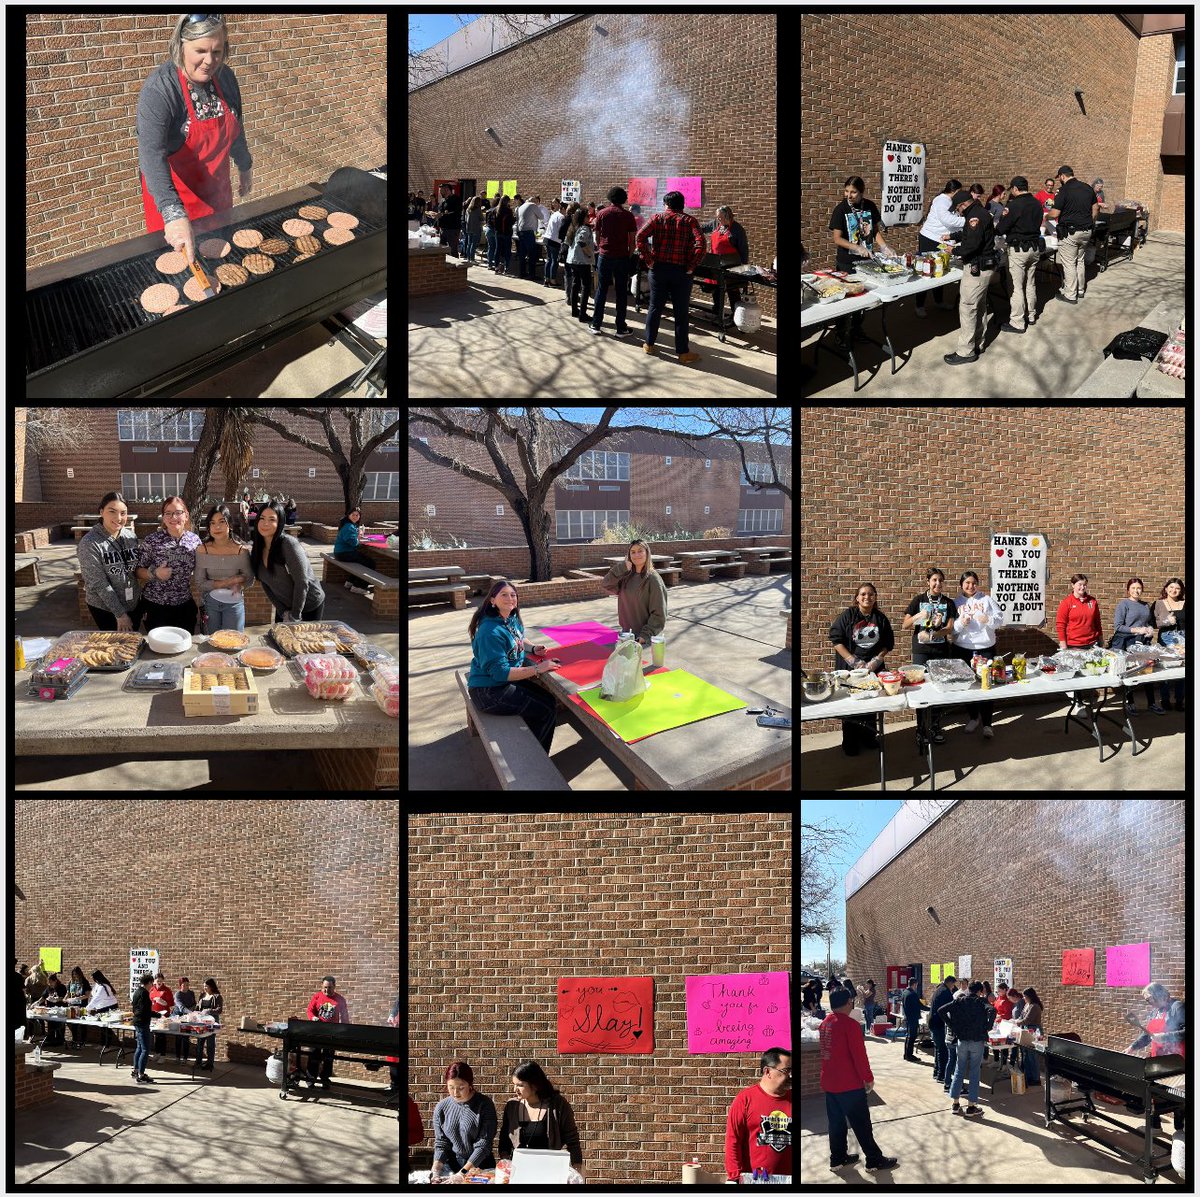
[26,198,384,375]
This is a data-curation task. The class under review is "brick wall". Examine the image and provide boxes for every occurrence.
[409,248,470,297]
[801,12,1182,270]
[408,811,793,1186]
[409,14,777,319]
[15,407,399,534]
[799,406,1185,733]
[25,13,387,268]
[15,799,399,1082]
[844,799,1185,1052]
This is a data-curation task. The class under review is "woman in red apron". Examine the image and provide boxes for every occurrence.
[137,14,250,265]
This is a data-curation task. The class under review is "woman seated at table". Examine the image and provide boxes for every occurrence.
[194,504,255,632]
[497,1060,584,1177]
[466,580,561,754]
[827,582,895,757]
[333,507,376,597]
[601,539,667,647]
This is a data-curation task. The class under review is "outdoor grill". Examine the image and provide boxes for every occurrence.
[1043,1035,1185,1182]
[25,166,387,397]
[269,1018,399,1102]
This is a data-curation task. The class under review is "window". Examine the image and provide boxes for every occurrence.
[555,509,629,541]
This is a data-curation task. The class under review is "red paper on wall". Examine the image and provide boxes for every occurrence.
[1062,948,1095,986]
[557,976,654,1053]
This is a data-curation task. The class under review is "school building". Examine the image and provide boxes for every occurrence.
[409,13,778,321]
[842,798,1185,1053]
[15,407,401,531]
[410,413,791,546]
[801,12,1185,266]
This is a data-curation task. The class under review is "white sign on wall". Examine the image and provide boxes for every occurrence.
[994,957,1013,990]
[130,947,159,1001]
[881,138,927,226]
[958,954,972,983]
[990,532,1048,626]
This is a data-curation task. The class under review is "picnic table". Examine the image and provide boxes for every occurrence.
[525,622,789,790]
[736,546,791,575]
[13,624,398,790]
[675,550,745,582]
[409,565,469,610]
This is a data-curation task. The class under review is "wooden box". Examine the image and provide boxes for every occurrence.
[182,665,260,716]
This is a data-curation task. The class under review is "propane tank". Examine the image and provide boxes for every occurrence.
[733,299,761,334]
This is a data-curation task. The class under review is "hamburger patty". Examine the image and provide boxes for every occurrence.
[232,228,263,248]
[183,275,222,302]
[324,227,356,245]
[198,237,231,258]
[298,205,327,221]
[293,234,321,255]
[140,282,181,313]
[215,262,249,286]
[258,238,290,254]
[241,253,275,275]
[282,218,314,237]
[155,250,188,275]
[326,212,359,230]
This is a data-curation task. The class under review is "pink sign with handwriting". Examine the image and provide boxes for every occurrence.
[685,971,790,1054]
[1105,941,1150,987]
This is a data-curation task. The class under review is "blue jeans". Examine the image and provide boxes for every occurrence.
[950,1038,985,1104]
[592,253,631,330]
[134,1025,150,1075]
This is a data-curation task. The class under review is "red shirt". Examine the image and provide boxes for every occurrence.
[993,995,1014,1021]
[724,1082,792,1180]
[819,1009,874,1092]
[307,990,350,1022]
[635,210,706,269]
[149,982,174,1013]
[1056,592,1102,646]
[593,204,638,257]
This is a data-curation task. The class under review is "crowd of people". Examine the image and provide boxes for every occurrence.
[16,962,399,1099]
[408,1048,792,1182]
[410,182,758,364]
[827,568,1187,755]
[806,970,1186,1174]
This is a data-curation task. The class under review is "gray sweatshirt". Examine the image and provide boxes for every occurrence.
[78,525,142,619]
[254,534,324,618]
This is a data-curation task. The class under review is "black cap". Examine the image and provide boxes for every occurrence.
[950,190,973,208]
[1056,165,1074,178]
[1010,176,1028,191]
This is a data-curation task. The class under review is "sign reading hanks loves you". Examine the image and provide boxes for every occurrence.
[990,533,1047,626]
[880,139,927,226]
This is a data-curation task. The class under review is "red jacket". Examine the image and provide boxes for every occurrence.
[819,1009,874,1092]
[724,1082,792,1180]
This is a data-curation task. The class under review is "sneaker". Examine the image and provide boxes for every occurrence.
[982,725,994,739]
[952,1103,964,1115]
[965,1105,984,1117]
[964,716,980,733]
[678,351,702,363]
[830,1153,860,1171]
[866,1157,899,1171]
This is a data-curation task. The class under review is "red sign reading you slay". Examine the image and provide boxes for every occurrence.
[1062,948,1095,986]
[557,977,654,1054]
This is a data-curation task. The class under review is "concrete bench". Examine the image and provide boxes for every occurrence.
[455,671,570,790]
[682,560,747,582]
[321,553,400,618]
[409,581,469,610]
[15,555,41,586]
[656,567,682,587]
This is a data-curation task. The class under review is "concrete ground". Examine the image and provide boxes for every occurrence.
[802,231,1185,397]
[15,1055,398,1185]
[800,1034,1184,1185]
[409,259,777,398]
[15,536,399,790]
[409,573,791,790]
[801,694,1186,791]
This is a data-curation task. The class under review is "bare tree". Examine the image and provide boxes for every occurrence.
[800,820,853,942]
[410,406,745,582]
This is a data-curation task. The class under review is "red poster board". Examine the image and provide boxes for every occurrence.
[557,977,654,1053]
[1062,948,1095,986]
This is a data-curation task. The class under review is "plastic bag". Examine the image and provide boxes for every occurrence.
[599,638,647,702]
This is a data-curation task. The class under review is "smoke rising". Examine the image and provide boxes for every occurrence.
[539,17,691,176]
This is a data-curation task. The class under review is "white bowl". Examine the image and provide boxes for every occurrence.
[147,626,193,654]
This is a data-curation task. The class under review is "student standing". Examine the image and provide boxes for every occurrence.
[724,1047,792,1181]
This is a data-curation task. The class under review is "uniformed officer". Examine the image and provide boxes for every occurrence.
[943,189,999,365]
[993,176,1045,333]
[1048,165,1099,303]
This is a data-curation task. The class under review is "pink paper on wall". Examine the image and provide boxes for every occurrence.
[666,176,703,208]
[627,177,657,206]
[685,971,790,1054]
[1106,941,1150,987]
[1062,948,1094,986]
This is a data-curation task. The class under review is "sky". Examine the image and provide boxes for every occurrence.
[409,13,479,54]
[801,799,904,970]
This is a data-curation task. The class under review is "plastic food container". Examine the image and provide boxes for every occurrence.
[296,653,358,700]
[925,658,978,692]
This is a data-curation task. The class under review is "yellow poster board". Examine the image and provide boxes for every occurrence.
[486,179,500,197]
[502,179,518,197]
[40,946,62,973]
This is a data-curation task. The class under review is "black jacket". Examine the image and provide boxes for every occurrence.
[132,986,153,1028]
[956,201,996,264]
[943,993,996,1042]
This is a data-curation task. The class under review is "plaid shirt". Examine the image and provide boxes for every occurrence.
[636,210,706,269]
